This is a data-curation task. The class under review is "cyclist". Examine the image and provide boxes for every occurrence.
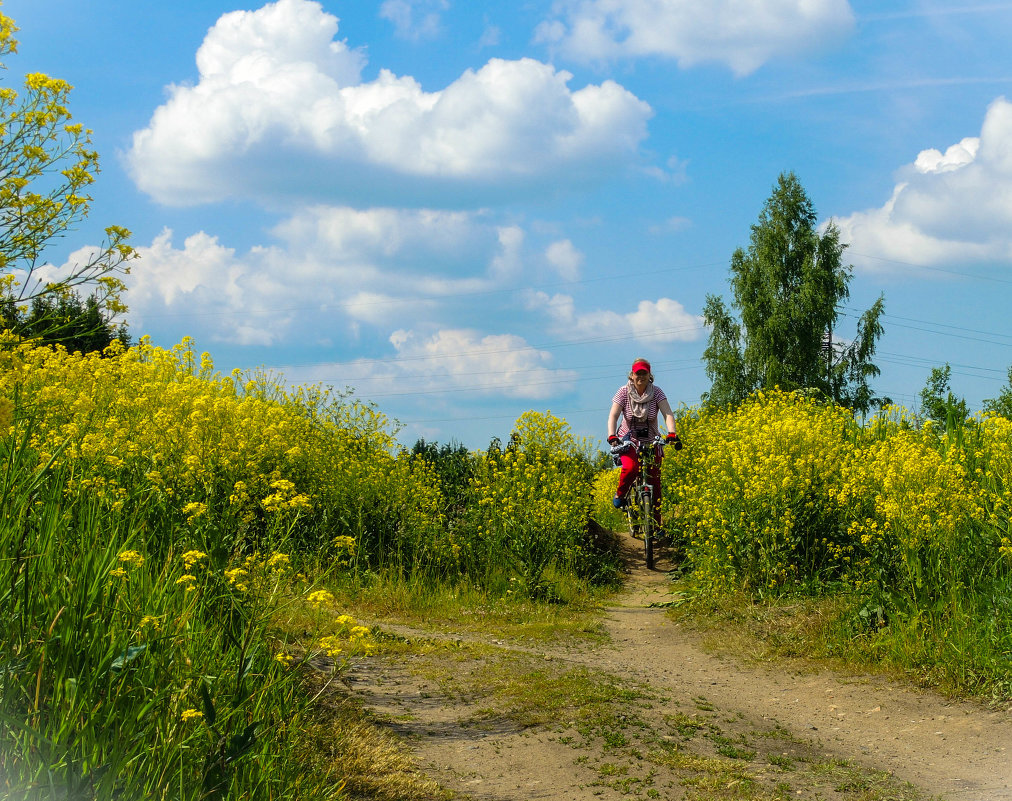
[607,358,681,533]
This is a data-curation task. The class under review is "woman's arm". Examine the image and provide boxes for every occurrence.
[664,411,677,435]
[607,402,623,438]
[658,397,676,435]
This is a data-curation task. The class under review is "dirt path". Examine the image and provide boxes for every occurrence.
[346,538,1012,801]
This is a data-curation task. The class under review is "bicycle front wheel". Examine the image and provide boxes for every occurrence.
[640,487,654,570]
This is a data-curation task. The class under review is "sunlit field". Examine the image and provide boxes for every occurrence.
[0,336,608,798]
[3,337,1011,797]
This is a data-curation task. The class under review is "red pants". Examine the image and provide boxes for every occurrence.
[617,448,662,526]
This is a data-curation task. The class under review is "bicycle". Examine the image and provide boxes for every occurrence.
[615,435,667,570]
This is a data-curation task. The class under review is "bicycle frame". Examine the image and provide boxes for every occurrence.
[623,436,664,570]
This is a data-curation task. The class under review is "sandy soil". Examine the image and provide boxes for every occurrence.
[345,535,1012,801]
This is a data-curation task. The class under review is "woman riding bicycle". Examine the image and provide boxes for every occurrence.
[607,358,681,532]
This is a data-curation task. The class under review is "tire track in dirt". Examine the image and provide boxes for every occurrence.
[346,536,1012,801]
[598,552,1012,801]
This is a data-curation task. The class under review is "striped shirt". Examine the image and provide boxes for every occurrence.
[611,384,670,440]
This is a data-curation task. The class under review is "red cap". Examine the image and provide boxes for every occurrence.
[631,359,651,373]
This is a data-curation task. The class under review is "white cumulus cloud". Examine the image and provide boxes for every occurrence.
[545,239,584,280]
[835,96,1012,269]
[126,0,653,207]
[127,229,294,346]
[282,328,577,400]
[527,291,704,343]
[380,0,448,40]
[124,207,550,346]
[535,0,855,75]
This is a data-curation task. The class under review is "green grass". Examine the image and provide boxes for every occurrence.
[317,569,612,645]
[0,433,358,800]
[666,581,1012,704]
[5,363,1000,801]
[0,384,618,799]
[294,672,447,801]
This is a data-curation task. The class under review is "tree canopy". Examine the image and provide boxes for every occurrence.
[919,363,968,428]
[0,11,134,321]
[984,365,1012,419]
[702,172,886,414]
[1,287,130,354]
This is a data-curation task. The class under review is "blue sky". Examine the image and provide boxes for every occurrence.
[5,0,1012,449]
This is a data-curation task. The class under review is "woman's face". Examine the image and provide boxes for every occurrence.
[632,370,650,392]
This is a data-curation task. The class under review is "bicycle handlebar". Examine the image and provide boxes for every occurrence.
[611,434,680,459]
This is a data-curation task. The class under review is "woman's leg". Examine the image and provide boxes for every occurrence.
[615,451,640,501]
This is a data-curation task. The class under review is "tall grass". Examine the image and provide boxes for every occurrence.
[456,411,605,597]
[0,337,613,593]
[0,417,365,798]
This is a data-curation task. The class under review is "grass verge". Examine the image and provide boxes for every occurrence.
[664,580,1012,708]
[314,570,612,645]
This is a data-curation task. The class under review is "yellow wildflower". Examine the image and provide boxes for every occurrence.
[317,636,342,658]
[117,550,145,568]
[267,552,290,571]
[181,501,207,522]
[181,550,207,570]
[307,589,335,607]
[0,396,13,431]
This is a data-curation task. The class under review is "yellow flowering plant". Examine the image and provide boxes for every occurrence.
[0,336,447,575]
[0,399,372,800]
[661,390,857,592]
[462,411,599,597]
[637,390,1010,613]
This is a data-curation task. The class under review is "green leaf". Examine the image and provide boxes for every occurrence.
[224,722,260,765]
[108,644,146,673]
[199,680,217,728]
[1,657,30,674]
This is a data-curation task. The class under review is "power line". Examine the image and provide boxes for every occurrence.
[876,354,1004,382]
[842,307,1012,343]
[848,251,1012,285]
[354,363,706,400]
[838,310,1012,349]
[293,356,702,386]
[285,332,1005,408]
[399,406,606,426]
[382,351,1006,425]
[881,321,1011,348]
[876,349,1006,374]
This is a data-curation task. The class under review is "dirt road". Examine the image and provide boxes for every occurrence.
[348,538,1012,800]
